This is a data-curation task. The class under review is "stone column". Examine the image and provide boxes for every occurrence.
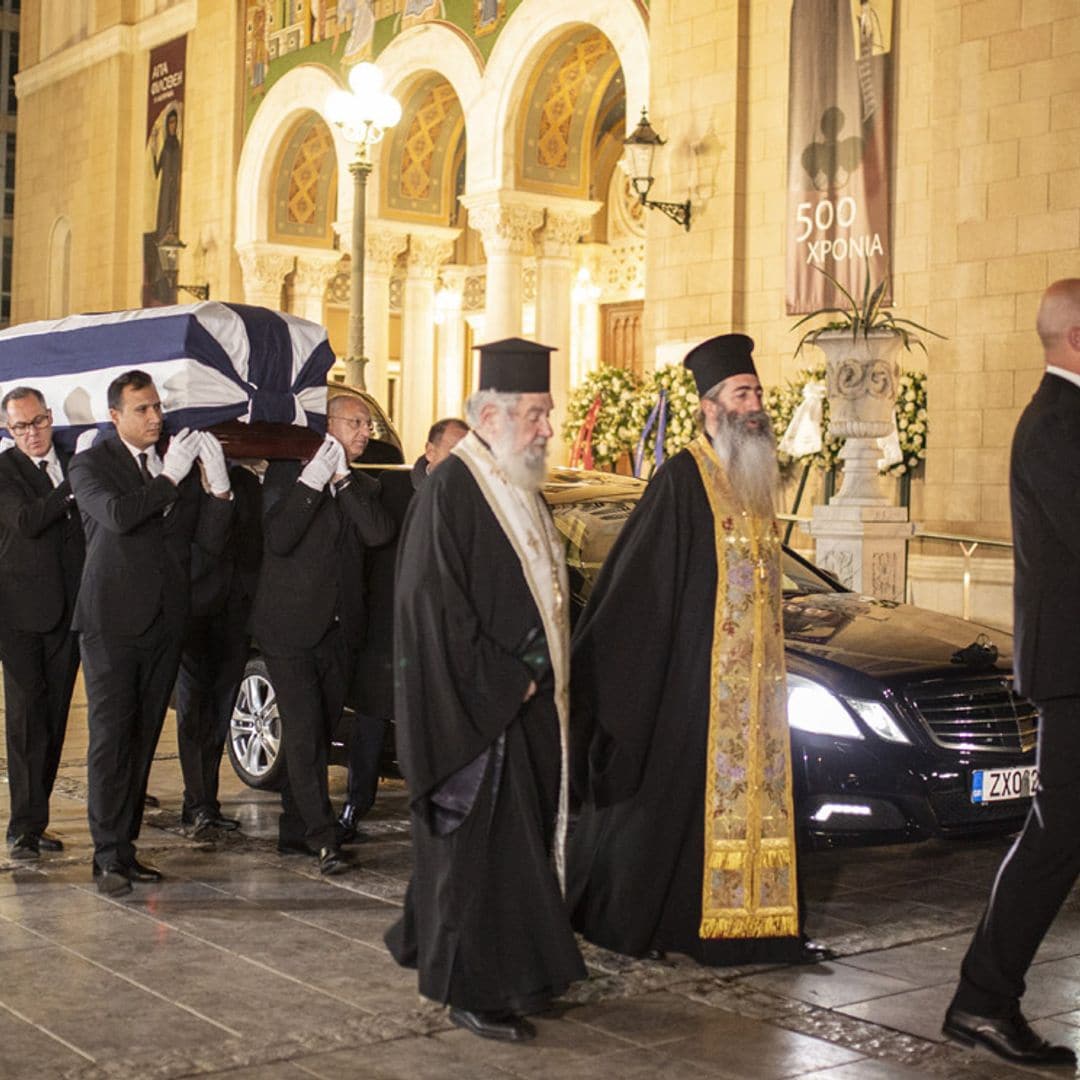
[292,251,342,325]
[236,243,296,310]
[401,227,459,458]
[435,264,468,419]
[534,200,602,463]
[460,193,544,341]
[362,224,409,407]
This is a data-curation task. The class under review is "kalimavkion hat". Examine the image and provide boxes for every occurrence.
[683,333,757,396]
[475,338,554,394]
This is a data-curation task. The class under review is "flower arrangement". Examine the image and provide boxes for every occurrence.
[628,363,699,467]
[561,365,642,469]
[889,369,928,477]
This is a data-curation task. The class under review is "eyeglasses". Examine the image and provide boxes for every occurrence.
[8,413,52,437]
[330,416,374,432]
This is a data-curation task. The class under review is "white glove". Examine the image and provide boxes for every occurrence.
[328,435,349,480]
[299,435,339,491]
[0,436,13,454]
[198,432,231,495]
[74,429,98,454]
[161,428,201,485]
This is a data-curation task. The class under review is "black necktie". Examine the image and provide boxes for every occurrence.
[138,452,153,485]
[38,459,50,479]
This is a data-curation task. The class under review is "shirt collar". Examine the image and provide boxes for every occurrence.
[1046,365,1080,392]
[119,437,160,464]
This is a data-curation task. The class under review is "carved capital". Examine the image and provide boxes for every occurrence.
[365,227,409,277]
[236,244,296,297]
[293,252,344,298]
[535,208,595,259]
[405,232,458,279]
[462,196,544,258]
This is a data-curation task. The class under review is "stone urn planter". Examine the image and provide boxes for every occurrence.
[814,329,902,506]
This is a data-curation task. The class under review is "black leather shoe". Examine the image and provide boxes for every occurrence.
[797,939,837,964]
[96,866,133,896]
[448,1008,536,1042]
[209,813,240,831]
[318,846,352,876]
[37,831,64,852]
[943,1005,1077,1067]
[188,809,240,834]
[9,834,39,861]
[125,858,163,883]
[337,802,362,843]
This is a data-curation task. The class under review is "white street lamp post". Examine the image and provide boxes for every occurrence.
[327,63,402,391]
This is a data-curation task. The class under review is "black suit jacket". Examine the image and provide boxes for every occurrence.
[0,447,85,634]
[1010,372,1080,701]
[251,462,395,654]
[69,437,233,637]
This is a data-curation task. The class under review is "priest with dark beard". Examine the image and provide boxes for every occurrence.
[568,333,813,967]
[385,338,585,1042]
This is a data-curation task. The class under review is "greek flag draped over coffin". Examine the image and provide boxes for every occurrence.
[0,302,334,450]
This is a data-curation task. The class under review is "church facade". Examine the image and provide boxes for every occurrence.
[10,0,1080,551]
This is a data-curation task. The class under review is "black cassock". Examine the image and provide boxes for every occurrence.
[385,454,585,1013]
[567,450,801,966]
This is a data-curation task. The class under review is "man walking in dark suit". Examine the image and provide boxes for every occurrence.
[944,278,1080,1068]
[69,370,233,896]
[251,394,394,875]
[177,463,264,838]
[0,388,85,860]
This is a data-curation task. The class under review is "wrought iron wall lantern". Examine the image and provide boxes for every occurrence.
[156,237,210,301]
[622,108,692,232]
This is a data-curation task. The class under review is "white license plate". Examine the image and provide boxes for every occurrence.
[971,766,1038,804]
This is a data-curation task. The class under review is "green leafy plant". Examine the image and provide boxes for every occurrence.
[792,267,945,357]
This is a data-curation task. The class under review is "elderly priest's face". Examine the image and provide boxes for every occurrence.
[479,391,553,493]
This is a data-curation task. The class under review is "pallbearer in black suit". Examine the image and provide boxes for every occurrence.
[177,464,264,838]
[0,388,85,860]
[944,280,1080,1068]
[69,371,233,896]
[250,395,394,875]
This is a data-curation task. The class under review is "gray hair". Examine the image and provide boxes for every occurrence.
[465,390,520,428]
[2,386,46,412]
[693,380,725,430]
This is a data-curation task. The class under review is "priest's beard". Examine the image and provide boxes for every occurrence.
[710,408,780,518]
[491,419,548,493]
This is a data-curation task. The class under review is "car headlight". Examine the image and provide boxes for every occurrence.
[847,698,911,744]
[786,674,863,740]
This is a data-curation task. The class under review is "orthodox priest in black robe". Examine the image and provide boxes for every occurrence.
[568,334,806,967]
[386,339,585,1043]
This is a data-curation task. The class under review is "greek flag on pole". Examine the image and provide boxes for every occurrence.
[0,302,335,450]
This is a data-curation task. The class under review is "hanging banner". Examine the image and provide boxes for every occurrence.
[142,35,187,306]
[785,1,894,314]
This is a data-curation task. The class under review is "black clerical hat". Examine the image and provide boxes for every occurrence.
[683,334,757,396]
[475,338,554,393]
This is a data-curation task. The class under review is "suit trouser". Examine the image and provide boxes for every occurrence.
[0,623,79,838]
[956,696,1080,1014]
[345,715,388,816]
[176,603,251,817]
[264,624,348,852]
[80,621,182,869]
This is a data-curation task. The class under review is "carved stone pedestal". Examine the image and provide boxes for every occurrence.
[807,504,914,602]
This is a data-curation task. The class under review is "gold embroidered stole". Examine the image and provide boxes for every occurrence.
[687,436,799,940]
[452,432,572,891]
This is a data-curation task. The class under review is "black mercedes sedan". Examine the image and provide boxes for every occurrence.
[230,456,1037,849]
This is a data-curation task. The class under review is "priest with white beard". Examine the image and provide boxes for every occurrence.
[568,333,821,967]
[386,338,585,1042]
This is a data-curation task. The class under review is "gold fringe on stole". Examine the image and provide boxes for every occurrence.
[700,914,800,939]
[688,436,800,942]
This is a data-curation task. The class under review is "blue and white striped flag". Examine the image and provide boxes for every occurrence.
[0,302,335,450]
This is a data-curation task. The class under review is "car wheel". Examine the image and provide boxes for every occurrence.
[228,656,285,790]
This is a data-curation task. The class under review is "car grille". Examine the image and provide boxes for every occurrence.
[904,676,1038,754]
